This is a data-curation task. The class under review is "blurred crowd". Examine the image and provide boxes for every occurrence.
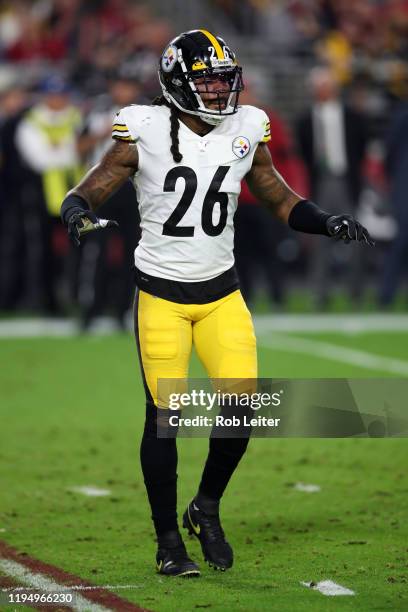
[213,1,408,62]
[213,0,408,117]
[0,0,408,325]
[0,0,171,328]
[0,0,171,96]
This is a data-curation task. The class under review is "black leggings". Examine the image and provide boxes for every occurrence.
[140,401,250,536]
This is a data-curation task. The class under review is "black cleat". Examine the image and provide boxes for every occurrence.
[156,530,200,577]
[182,499,233,570]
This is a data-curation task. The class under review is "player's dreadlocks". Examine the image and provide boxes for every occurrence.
[152,95,182,163]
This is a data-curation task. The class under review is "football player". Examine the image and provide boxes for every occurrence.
[61,30,374,578]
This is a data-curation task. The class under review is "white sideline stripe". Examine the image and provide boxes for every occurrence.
[0,319,78,337]
[2,314,408,338]
[301,580,355,596]
[0,559,111,611]
[254,314,408,333]
[2,584,142,592]
[258,333,408,375]
[294,482,321,493]
[69,486,111,497]
[0,317,122,338]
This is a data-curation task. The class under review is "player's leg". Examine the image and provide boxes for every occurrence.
[183,290,257,569]
[134,289,199,577]
[194,289,257,380]
[194,290,257,503]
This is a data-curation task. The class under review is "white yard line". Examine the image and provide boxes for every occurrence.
[258,333,408,375]
[294,483,321,493]
[301,579,355,596]
[0,558,111,612]
[68,486,111,497]
[1,314,408,338]
[254,314,408,333]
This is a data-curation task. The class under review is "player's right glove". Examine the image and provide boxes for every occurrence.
[61,193,118,247]
[326,214,375,246]
[67,210,118,247]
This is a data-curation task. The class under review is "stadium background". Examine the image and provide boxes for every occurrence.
[1,0,407,319]
[0,1,407,611]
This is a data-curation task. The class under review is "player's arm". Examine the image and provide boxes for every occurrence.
[246,143,374,245]
[60,140,139,246]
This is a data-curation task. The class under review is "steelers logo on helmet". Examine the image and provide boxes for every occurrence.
[232,136,251,159]
[161,45,178,73]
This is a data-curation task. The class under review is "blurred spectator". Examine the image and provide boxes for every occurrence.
[209,0,259,34]
[72,2,171,96]
[74,68,142,330]
[15,75,82,313]
[0,80,31,310]
[264,0,322,56]
[234,85,307,308]
[1,0,80,63]
[296,66,368,308]
[379,100,408,306]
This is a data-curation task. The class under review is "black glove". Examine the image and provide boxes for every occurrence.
[326,215,375,246]
[67,210,118,247]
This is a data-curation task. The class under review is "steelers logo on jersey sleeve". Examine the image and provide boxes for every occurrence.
[232,136,251,159]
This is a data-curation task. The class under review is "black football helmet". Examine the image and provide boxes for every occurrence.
[158,29,243,126]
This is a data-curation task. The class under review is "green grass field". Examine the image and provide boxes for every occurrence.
[1,322,408,611]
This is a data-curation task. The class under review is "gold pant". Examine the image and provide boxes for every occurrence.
[134,289,257,407]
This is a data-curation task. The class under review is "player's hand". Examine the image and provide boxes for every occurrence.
[67,211,119,246]
[326,215,375,246]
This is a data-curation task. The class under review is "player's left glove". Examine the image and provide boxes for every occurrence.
[326,215,375,246]
[67,210,118,247]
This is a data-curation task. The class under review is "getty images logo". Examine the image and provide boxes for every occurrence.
[168,389,284,411]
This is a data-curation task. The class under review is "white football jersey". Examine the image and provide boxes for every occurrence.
[113,104,271,282]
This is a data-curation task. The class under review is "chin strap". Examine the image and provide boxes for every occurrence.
[198,112,226,126]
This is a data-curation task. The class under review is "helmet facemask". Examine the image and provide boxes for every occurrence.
[188,67,243,125]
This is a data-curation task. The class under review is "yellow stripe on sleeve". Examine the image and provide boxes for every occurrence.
[199,29,224,59]
[112,134,134,142]
[262,119,271,142]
